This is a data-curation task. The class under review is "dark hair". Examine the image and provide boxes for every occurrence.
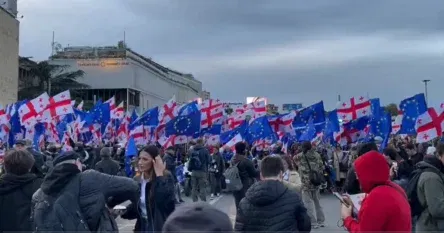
[4,149,35,175]
[281,154,295,171]
[437,143,444,157]
[141,145,159,158]
[260,156,285,178]
[357,142,378,157]
[139,145,164,205]
[301,141,312,153]
[196,138,204,145]
[383,147,399,161]
[235,142,246,155]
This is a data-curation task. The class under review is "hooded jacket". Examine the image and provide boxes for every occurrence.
[343,151,411,233]
[0,173,42,232]
[415,156,444,232]
[234,179,311,232]
[188,145,211,172]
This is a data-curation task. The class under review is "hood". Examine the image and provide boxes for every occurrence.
[40,163,80,196]
[0,173,38,195]
[245,180,287,206]
[417,155,444,173]
[354,151,390,193]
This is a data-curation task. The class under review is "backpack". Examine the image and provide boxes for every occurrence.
[302,153,324,186]
[33,174,90,233]
[188,150,202,171]
[406,167,443,217]
[224,162,243,191]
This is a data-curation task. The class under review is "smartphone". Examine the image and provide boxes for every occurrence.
[113,205,127,210]
[333,192,350,207]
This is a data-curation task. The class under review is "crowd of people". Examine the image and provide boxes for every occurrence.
[0,135,444,232]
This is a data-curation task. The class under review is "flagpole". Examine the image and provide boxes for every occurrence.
[422,79,430,105]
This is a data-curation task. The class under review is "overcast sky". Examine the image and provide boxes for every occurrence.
[18,0,444,109]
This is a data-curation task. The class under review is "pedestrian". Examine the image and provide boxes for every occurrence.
[0,149,43,232]
[295,141,326,229]
[32,151,139,232]
[209,145,225,199]
[344,142,378,194]
[121,145,176,232]
[187,138,211,202]
[94,147,120,176]
[163,202,233,233]
[231,141,258,210]
[235,156,311,232]
[163,145,184,204]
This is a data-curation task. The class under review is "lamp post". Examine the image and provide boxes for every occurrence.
[422,79,431,105]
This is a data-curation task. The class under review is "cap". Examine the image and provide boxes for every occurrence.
[53,151,81,166]
[15,139,26,146]
[162,202,233,233]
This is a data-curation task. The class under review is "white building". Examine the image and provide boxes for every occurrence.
[200,90,210,101]
[49,45,202,112]
[0,4,19,106]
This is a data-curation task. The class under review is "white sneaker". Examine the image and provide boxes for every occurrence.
[210,194,215,200]
[216,193,220,197]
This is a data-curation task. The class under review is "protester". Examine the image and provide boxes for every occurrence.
[296,141,325,229]
[344,142,378,194]
[414,143,444,232]
[232,141,258,209]
[332,145,347,190]
[235,156,311,232]
[281,154,302,193]
[33,151,139,232]
[94,147,120,176]
[341,151,411,232]
[209,145,225,199]
[187,138,211,202]
[0,149,43,232]
[163,146,184,204]
[121,145,176,232]
[163,202,233,233]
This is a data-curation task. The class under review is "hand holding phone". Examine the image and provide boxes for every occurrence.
[333,192,350,207]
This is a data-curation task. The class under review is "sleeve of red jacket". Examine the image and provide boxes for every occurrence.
[343,192,387,233]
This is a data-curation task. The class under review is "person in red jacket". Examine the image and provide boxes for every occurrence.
[341,150,411,232]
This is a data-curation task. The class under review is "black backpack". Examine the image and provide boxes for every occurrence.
[303,153,324,186]
[32,174,90,233]
[406,167,442,217]
[188,150,202,171]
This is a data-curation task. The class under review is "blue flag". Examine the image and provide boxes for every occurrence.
[299,118,316,142]
[130,107,159,129]
[125,137,138,177]
[398,93,427,135]
[293,101,326,126]
[246,116,276,144]
[220,121,247,144]
[165,111,201,137]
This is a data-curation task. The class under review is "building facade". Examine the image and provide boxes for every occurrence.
[201,90,210,101]
[0,6,19,106]
[49,46,202,112]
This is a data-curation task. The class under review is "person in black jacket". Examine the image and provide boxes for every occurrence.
[163,146,184,204]
[121,145,176,232]
[0,149,43,233]
[232,142,259,210]
[344,142,378,194]
[32,151,139,232]
[235,156,311,232]
[188,138,211,202]
[95,147,120,176]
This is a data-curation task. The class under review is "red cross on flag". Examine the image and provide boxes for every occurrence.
[200,99,224,128]
[105,96,116,111]
[112,102,125,119]
[205,135,220,146]
[337,96,371,122]
[392,111,403,134]
[130,125,145,145]
[268,111,296,134]
[224,133,243,151]
[159,97,179,125]
[415,107,444,143]
[19,92,50,128]
[227,113,246,130]
[40,90,73,123]
[0,106,8,126]
[245,100,267,119]
[61,132,73,152]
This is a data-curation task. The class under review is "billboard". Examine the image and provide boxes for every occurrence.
[246,97,268,105]
[282,103,303,112]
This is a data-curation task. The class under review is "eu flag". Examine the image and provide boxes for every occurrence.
[369,112,392,138]
[246,116,276,144]
[293,101,326,126]
[220,121,247,144]
[130,107,159,129]
[178,101,200,116]
[165,111,201,137]
[299,118,316,142]
[398,93,427,135]
[370,98,381,117]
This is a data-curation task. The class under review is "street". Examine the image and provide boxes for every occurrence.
[116,192,347,232]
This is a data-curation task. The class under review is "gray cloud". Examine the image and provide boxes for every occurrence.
[19,0,444,109]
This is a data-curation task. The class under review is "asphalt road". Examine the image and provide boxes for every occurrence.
[116,191,347,232]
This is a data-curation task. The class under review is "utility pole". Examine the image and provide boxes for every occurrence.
[422,79,431,105]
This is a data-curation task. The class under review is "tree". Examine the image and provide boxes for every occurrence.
[384,103,399,116]
[18,61,90,100]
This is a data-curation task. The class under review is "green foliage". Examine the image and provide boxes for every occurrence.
[18,61,90,100]
[384,103,399,116]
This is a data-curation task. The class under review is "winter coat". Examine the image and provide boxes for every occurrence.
[343,151,411,233]
[95,157,120,176]
[209,152,225,174]
[332,150,348,181]
[163,152,177,182]
[33,164,139,232]
[234,179,311,232]
[415,157,444,232]
[0,173,42,232]
[283,170,302,193]
[344,166,361,194]
[295,149,324,190]
[187,145,211,172]
[232,154,258,190]
[121,172,176,232]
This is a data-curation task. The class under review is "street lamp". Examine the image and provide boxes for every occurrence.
[422,79,431,105]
